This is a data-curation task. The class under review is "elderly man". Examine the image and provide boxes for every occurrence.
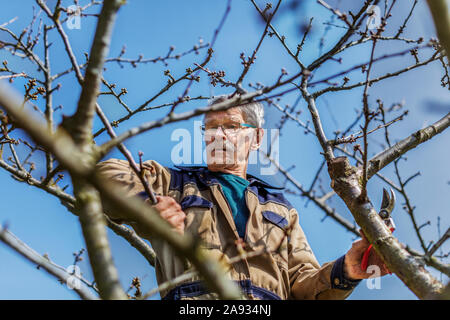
[97,96,389,300]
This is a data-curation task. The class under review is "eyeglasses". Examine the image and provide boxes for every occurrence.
[200,122,257,136]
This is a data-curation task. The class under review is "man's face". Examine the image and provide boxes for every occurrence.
[203,107,258,172]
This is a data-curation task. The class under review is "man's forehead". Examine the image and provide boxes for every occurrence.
[204,107,244,123]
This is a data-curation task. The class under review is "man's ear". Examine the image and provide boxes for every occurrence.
[250,128,264,151]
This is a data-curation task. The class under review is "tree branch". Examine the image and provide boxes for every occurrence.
[260,150,359,235]
[97,71,303,157]
[0,156,157,269]
[427,0,450,60]
[60,0,123,146]
[0,80,244,300]
[328,156,444,299]
[427,228,450,258]
[0,225,98,300]
[367,112,450,179]
[36,0,84,83]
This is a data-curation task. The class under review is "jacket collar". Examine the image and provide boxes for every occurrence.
[173,165,284,190]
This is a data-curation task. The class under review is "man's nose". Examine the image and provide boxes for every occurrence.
[208,126,227,142]
[216,126,227,138]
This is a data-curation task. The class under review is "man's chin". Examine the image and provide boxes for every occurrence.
[206,157,236,170]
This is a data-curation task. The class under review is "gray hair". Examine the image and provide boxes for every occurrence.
[207,95,265,127]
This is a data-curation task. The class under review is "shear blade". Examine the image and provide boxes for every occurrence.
[380,187,396,214]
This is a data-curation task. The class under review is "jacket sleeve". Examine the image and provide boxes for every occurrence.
[288,208,360,300]
[95,158,171,225]
[96,158,187,284]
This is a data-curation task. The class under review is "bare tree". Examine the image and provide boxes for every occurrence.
[0,0,448,300]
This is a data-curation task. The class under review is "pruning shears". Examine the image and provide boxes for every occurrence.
[360,188,396,272]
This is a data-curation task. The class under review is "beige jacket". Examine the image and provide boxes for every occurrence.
[96,158,361,300]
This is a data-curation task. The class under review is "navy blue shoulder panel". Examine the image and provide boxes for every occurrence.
[248,185,294,211]
[168,167,184,192]
[168,166,209,192]
[247,174,285,190]
[169,165,288,199]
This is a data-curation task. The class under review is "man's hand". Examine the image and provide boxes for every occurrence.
[152,195,186,235]
[343,229,391,280]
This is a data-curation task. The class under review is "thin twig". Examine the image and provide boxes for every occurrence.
[0,225,98,300]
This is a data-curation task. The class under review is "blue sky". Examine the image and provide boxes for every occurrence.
[0,0,448,300]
